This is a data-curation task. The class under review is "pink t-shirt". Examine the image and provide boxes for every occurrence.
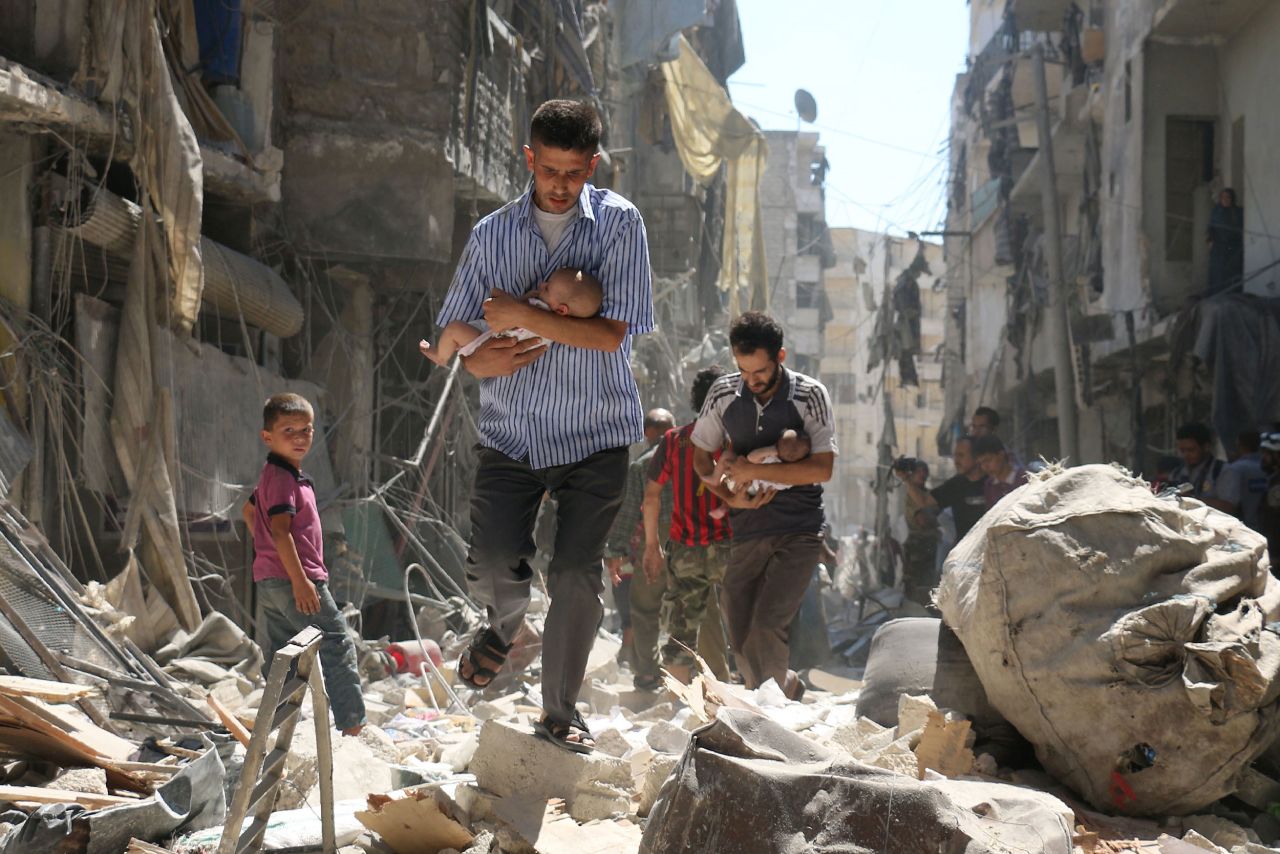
[250,454,328,583]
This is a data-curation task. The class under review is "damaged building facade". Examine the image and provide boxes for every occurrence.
[824,230,949,535]
[0,0,748,654]
[943,0,1280,468]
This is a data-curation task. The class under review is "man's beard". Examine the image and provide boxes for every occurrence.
[750,363,780,397]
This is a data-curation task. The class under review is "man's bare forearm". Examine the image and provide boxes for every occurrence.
[459,336,546,378]
[693,447,737,503]
[642,479,664,546]
[518,311,627,351]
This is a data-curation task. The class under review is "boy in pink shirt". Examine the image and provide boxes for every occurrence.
[242,393,365,735]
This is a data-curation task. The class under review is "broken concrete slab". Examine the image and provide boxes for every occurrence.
[644,720,689,755]
[280,723,396,811]
[590,728,632,759]
[566,781,630,823]
[896,692,937,738]
[643,709,1075,854]
[470,720,632,813]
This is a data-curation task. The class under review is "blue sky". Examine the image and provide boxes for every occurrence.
[728,0,971,236]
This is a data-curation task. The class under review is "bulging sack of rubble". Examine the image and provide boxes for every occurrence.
[935,463,1280,816]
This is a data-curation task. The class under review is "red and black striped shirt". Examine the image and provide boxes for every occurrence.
[647,424,731,546]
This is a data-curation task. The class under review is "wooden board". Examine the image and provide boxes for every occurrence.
[0,674,97,703]
[0,694,136,760]
[0,784,136,809]
[206,694,251,748]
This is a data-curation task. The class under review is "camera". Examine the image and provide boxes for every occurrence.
[892,456,921,474]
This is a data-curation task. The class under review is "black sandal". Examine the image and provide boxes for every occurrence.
[457,627,513,689]
[533,711,595,754]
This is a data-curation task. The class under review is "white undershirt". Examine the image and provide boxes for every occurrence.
[531,202,579,254]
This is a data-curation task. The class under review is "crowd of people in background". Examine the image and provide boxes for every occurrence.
[1162,420,1280,568]
[893,406,1030,607]
[894,406,1280,609]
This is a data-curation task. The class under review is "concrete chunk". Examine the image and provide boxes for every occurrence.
[896,693,937,738]
[470,719,633,810]
[645,720,690,755]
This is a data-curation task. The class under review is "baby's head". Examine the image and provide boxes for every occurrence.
[776,429,811,463]
[542,268,603,317]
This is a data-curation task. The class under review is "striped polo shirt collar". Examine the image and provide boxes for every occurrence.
[513,181,599,228]
[265,452,314,485]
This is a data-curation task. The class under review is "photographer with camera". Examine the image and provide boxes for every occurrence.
[892,456,940,608]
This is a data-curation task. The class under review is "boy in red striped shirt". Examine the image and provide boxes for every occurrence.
[642,366,733,685]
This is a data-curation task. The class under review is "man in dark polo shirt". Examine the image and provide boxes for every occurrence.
[896,434,989,543]
[691,312,836,699]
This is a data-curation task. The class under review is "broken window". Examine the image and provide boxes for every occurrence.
[796,280,821,309]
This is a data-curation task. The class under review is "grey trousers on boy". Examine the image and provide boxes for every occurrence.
[258,578,366,731]
[466,446,629,723]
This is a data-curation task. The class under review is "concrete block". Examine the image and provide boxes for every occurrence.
[645,720,690,755]
[568,781,631,822]
[592,728,632,758]
[584,680,620,714]
[470,720,633,808]
[896,693,937,738]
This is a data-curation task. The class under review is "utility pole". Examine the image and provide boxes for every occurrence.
[872,236,896,589]
[1031,43,1080,463]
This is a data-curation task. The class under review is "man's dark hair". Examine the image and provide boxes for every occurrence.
[1176,422,1212,446]
[974,406,1000,428]
[691,365,728,413]
[263,393,313,430]
[530,100,602,152]
[1238,430,1261,453]
[729,312,785,360]
[955,434,975,450]
[972,434,1006,457]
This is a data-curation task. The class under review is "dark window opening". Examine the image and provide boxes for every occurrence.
[1164,117,1215,263]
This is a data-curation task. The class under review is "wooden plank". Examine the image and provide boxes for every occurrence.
[126,840,177,854]
[0,694,136,760]
[207,694,252,748]
[0,674,96,702]
[0,784,135,808]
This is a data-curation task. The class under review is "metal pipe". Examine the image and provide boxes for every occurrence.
[55,182,304,337]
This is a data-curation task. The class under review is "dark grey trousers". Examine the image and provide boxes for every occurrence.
[466,445,629,722]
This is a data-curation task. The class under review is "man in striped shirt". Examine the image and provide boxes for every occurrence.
[433,100,654,753]
[691,312,837,700]
[643,365,734,686]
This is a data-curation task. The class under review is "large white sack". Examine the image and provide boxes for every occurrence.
[936,463,1280,816]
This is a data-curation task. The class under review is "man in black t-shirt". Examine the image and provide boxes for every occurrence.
[897,435,989,544]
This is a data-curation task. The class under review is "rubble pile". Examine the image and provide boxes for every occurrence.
[4,467,1280,852]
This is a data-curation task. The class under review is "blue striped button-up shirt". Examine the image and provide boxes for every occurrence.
[436,183,655,469]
